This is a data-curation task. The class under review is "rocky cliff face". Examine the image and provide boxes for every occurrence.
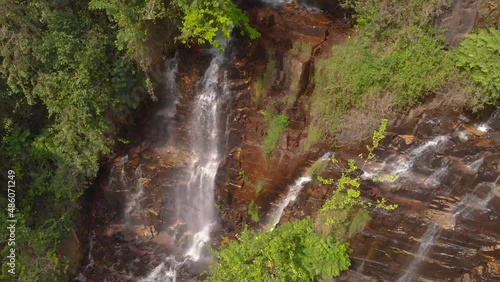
[213,3,351,233]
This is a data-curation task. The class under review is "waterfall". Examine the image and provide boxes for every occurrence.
[397,175,500,281]
[267,176,312,230]
[183,46,228,260]
[140,43,231,281]
[124,165,145,225]
[396,224,441,282]
[361,135,449,182]
[266,152,331,230]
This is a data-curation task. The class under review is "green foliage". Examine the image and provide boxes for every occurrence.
[90,0,260,67]
[308,30,454,146]
[455,28,500,105]
[175,0,260,50]
[315,120,397,239]
[247,201,260,222]
[341,0,452,39]
[315,205,370,239]
[207,219,350,281]
[261,110,289,158]
[89,0,175,69]
[0,1,137,280]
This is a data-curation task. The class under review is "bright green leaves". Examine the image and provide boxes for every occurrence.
[90,0,260,60]
[207,219,350,281]
[366,118,387,160]
[175,0,260,50]
[456,28,500,105]
[317,120,396,237]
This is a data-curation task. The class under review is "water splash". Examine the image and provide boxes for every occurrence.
[140,257,187,282]
[423,165,449,187]
[260,0,321,12]
[408,135,448,158]
[475,108,500,133]
[467,157,484,174]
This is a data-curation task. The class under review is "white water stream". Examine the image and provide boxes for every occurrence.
[397,175,499,282]
[141,43,230,281]
[267,152,331,230]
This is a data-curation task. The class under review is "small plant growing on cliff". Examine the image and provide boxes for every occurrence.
[316,119,397,239]
[255,180,264,196]
[247,201,260,222]
[261,110,289,158]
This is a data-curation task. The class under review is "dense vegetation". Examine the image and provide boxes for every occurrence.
[0,0,257,280]
[307,0,499,147]
[207,219,350,282]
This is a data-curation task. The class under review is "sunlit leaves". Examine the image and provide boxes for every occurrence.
[318,119,397,235]
[174,0,260,50]
[207,219,350,281]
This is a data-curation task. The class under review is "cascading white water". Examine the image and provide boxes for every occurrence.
[125,165,145,225]
[183,46,228,260]
[396,224,441,282]
[74,231,97,282]
[140,257,187,282]
[267,152,331,230]
[267,176,312,230]
[141,43,230,281]
[451,175,500,217]
[162,52,180,119]
[397,175,500,282]
[155,52,181,145]
[260,0,321,12]
[362,135,449,182]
